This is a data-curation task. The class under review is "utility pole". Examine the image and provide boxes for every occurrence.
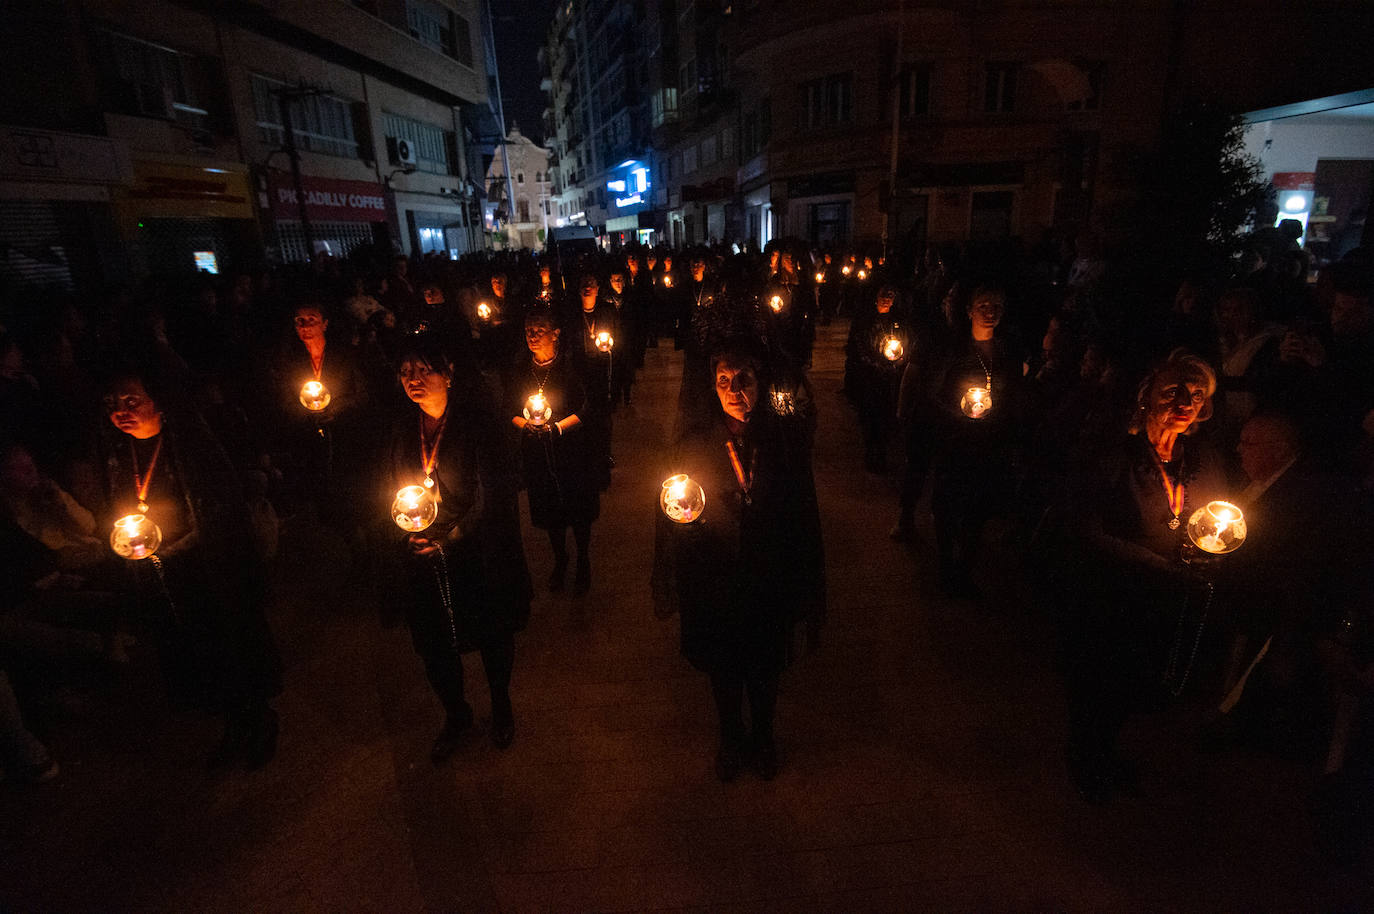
[274,85,327,263]
[482,0,516,246]
[884,0,905,262]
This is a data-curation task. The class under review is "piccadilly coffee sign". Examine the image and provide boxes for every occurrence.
[266,171,387,223]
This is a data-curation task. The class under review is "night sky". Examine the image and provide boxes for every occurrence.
[491,0,559,145]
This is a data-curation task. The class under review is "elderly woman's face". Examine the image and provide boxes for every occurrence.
[398,359,448,404]
[714,358,758,424]
[525,319,558,354]
[1148,370,1208,434]
[105,378,162,439]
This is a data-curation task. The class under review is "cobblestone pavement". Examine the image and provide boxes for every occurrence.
[2,321,1368,912]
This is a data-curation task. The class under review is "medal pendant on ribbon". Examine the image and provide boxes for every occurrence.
[137,501,149,514]
[423,476,434,489]
[1169,516,1181,530]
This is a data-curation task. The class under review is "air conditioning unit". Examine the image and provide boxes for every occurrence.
[386,136,417,169]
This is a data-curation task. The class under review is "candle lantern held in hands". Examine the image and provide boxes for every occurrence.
[961,386,992,418]
[523,391,552,427]
[882,337,904,361]
[768,293,785,313]
[660,474,705,524]
[110,512,162,560]
[392,484,438,532]
[299,380,331,411]
[595,331,614,352]
[1187,501,1247,554]
[476,301,492,321]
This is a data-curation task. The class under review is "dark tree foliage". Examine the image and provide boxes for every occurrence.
[1116,102,1275,294]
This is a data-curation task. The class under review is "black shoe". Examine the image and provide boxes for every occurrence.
[573,560,591,597]
[549,555,568,592]
[431,706,475,763]
[208,721,247,770]
[243,708,279,770]
[490,704,515,750]
[752,739,780,781]
[715,741,746,782]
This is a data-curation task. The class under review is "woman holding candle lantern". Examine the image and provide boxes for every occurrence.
[846,281,910,473]
[926,284,1026,598]
[390,336,531,758]
[101,366,281,769]
[511,308,600,596]
[651,336,825,782]
[1038,348,1229,804]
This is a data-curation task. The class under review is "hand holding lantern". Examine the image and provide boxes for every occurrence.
[594,331,614,352]
[110,511,162,559]
[660,474,705,524]
[299,379,332,411]
[1187,501,1247,554]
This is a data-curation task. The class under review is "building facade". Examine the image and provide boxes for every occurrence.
[0,0,497,292]
[485,124,552,249]
[541,0,655,246]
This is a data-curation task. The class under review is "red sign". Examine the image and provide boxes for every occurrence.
[1271,172,1314,191]
[266,171,387,223]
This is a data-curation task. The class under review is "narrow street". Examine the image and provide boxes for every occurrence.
[1,321,1362,912]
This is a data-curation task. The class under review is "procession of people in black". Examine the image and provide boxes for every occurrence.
[2,232,1372,862]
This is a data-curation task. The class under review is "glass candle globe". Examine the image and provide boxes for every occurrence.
[768,293,785,313]
[1188,500,1247,554]
[960,387,992,418]
[841,265,852,276]
[476,301,492,321]
[661,474,705,524]
[299,380,331,411]
[595,331,614,352]
[857,269,868,280]
[882,337,904,361]
[814,271,825,283]
[524,391,552,427]
[392,485,438,532]
[110,513,162,560]
[662,274,673,288]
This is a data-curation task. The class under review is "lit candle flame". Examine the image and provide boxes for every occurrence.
[814,271,825,283]
[299,380,331,411]
[842,265,852,276]
[857,269,868,280]
[663,275,673,287]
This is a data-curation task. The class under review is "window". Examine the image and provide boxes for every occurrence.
[985,63,1018,113]
[898,64,932,118]
[518,199,530,222]
[406,0,473,66]
[383,112,456,174]
[1065,61,1104,112]
[800,73,852,129]
[700,135,717,167]
[682,145,697,174]
[252,74,359,158]
[91,27,214,132]
[517,173,525,184]
[534,171,542,182]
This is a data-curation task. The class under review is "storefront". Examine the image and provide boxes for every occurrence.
[114,158,258,277]
[260,169,388,263]
[0,124,129,292]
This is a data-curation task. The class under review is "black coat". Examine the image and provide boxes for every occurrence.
[389,401,531,649]
[104,414,280,711]
[508,351,600,529]
[651,408,825,674]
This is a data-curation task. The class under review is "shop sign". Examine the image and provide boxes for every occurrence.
[1272,172,1314,191]
[267,171,387,223]
[117,160,254,222]
[0,125,128,184]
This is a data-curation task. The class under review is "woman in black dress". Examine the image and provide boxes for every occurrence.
[390,336,530,759]
[846,281,910,473]
[1038,349,1228,803]
[102,367,280,769]
[510,308,600,596]
[651,337,825,781]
